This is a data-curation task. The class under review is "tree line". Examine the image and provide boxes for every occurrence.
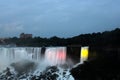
[1,28,120,47]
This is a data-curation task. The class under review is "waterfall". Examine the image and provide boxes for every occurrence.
[45,47,66,65]
[0,47,67,70]
[0,47,41,61]
[80,46,89,64]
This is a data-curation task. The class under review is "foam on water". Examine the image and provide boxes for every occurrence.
[0,47,67,71]
[0,47,74,80]
[0,47,41,71]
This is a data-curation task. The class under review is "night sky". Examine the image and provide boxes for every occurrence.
[0,0,120,38]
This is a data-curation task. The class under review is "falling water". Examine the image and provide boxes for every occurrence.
[0,47,41,71]
[0,47,75,80]
[0,47,67,71]
[0,47,41,61]
[45,47,66,65]
[80,46,89,64]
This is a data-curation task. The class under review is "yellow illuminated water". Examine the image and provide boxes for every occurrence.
[80,47,89,63]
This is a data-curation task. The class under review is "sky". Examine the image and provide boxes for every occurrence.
[0,0,120,38]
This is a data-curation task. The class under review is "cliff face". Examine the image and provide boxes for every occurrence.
[70,53,120,80]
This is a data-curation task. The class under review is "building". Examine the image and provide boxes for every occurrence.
[20,33,32,39]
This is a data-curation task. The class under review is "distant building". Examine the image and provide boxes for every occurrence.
[20,33,32,39]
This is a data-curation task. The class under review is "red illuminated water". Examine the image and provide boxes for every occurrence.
[45,47,66,65]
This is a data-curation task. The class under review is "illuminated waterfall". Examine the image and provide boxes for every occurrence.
[80,46,89,63]
[45,47,66,65]
[0,47,67,67]
[0,47,41,61]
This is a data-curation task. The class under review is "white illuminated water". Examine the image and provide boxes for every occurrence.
[0,47,41,71]
[0,47,66,69]
[0,47,41,60]
[0,47,74,80]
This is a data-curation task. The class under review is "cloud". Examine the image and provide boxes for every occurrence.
[0,0,120,37]
[0,22,24,37]
[0,23,23,32]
